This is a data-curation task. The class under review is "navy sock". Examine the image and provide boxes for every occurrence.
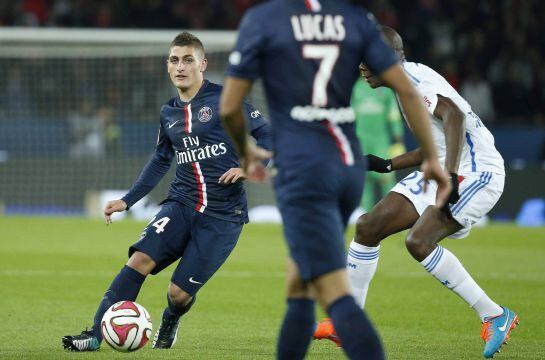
[163,293,196,320]
[327,295,384,360]
[92,265,146,342]
[276,298,315,360]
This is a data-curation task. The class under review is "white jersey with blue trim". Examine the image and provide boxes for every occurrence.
[399,61,504,176]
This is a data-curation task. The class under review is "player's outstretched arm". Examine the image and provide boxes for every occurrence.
[104,199,127,225]
[366,148,422,173]
[391,148,423,170]
[378,64,451,207]
[120,125,174,212]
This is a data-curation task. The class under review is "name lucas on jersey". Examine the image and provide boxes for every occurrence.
[175,135,227,164]
[291,14,345,41]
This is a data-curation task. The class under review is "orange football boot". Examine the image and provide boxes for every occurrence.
[313,318,341,347]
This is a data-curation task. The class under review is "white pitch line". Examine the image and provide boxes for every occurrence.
[0,269,542,281]
[0,269,285,279]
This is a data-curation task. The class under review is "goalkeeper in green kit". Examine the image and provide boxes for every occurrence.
[352,67,405,212]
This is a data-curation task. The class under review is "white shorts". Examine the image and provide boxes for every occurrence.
[391,171,504,239]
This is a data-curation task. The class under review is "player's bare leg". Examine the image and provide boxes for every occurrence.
[349,192,419,307]
[126,251,156,275]
[404,205,461,260]
[407,206,518,358]
[355,192,420,247]
[63,251,154,351]
[153,282,195,349]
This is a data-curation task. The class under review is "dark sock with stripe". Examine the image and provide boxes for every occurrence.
[276,298,315,360]
[163,293,196,320]
[92,265,146,342]
[327,295,384,360]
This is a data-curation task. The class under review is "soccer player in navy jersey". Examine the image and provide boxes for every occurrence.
[220,0,451,359]
[62,32,272,352]
[220,1,450,359]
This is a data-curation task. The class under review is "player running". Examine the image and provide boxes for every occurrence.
[62,32,271,351]
[314,27,519,359]
[220,1,450,359]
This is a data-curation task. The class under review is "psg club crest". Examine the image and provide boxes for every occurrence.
[198,106,213,122]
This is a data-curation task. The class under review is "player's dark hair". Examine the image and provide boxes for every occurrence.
[170,32,205,57]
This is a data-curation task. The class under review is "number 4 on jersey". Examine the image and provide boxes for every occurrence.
[302,44,339,107]
[148,216,170,234]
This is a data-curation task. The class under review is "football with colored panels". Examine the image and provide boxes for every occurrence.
[101,301,152,352]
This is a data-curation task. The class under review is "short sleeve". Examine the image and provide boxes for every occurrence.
[359,12,399,75]
[225,9,264,80]
[415,81,439,115]
[243,100,272,158]
[243,100,267,131]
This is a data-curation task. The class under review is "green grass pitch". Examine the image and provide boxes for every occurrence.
[1,217,544,359]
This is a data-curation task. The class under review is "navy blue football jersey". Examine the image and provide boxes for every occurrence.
[225,0,398,170]
[122,80,271,223]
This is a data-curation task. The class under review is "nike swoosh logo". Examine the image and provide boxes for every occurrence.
[188,277,203,285]
[168,120,180,129]
[498,313,510,332]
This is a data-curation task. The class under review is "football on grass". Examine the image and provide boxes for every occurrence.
[101,301,152,352]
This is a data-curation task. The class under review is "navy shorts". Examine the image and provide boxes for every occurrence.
[129,201,243,296]
[274,162,365,281]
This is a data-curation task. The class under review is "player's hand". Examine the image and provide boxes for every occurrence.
[420,159,451,208]
[240,142,272,182]
[104,199,127,225]
[219,168,247,184]
[366,154,393,173]
[447,173,461,205]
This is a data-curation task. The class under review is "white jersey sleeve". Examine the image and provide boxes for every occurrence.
[399,62,505,176]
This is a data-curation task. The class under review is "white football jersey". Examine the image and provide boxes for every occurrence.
[398,61,504,175]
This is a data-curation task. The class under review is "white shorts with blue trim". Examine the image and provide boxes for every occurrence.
[391,171,504,239]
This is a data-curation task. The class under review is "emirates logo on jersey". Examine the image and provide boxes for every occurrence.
[198,106,213,122]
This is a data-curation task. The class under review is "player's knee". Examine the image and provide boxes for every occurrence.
[405,230,429,260]
[168,283,193,308]
[126,251,155,276]
[354,213,383,246]
[286,276,309,298]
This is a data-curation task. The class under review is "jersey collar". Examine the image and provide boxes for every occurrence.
[176,79,210,106]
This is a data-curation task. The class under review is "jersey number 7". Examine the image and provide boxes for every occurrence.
[302,44,339,107]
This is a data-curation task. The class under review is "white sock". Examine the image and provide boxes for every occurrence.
[421,246,503,321]
[346,240,380,308]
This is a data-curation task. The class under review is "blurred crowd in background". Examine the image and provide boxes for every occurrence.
[0,0,544,218]
[1,0,544,126]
